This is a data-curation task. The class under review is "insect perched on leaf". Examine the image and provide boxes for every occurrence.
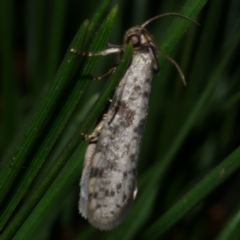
[71,13,198,231]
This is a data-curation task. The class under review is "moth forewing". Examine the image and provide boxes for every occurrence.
[72,13,198,231]
[80,143,96,218]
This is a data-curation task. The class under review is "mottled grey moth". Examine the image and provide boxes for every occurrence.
[71,13,198,231]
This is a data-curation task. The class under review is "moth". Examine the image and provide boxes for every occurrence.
[71,13,198,230]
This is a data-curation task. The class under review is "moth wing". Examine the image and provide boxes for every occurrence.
[79,142,97,218]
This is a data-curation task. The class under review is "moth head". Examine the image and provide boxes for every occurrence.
[123,27,155,49]
[122,14,199,85]
[123,13,199,51]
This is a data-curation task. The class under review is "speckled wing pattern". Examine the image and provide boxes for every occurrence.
[73,12,197,231]
[79,47,156,230]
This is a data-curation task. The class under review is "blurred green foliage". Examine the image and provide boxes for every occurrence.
[0,0,240,239]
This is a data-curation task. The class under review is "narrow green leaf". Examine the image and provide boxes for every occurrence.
[142,146,240,239]
[11,21,132,240]
[0,17,85,205]
[1,5,120,240]
[0,19,89,232]
[0,0,113,206]
[0,0,114,233]
[140,21,240,238]
[45,0,68,81]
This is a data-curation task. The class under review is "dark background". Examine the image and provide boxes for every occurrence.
[1,0,240,239]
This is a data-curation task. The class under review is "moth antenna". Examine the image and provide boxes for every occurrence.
[141,12,199,85]
[158,47,186,86]
[141,12,200,28]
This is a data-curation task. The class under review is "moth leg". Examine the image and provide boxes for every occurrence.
[70,47,122,56]
[107,43,124,48]
[81,114,107,141]
[92,67,116,81]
